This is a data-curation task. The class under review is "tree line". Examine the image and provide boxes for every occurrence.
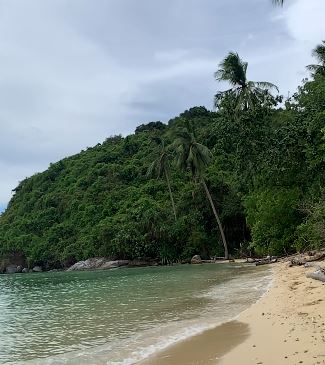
[0,41,324,269]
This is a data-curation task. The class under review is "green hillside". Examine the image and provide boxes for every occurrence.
[0,50,324,270]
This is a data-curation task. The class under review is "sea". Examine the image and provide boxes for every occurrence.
[0,263,272,365]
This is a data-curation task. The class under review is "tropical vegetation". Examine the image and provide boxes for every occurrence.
[0,44,324,269]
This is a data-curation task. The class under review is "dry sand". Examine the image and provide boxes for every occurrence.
[139,262,325,365]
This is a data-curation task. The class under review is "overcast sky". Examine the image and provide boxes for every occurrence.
[0,0,324,211]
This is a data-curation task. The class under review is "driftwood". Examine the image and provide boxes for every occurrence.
[289,252,325,267]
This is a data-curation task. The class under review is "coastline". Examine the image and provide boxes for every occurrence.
[138,262,325,365]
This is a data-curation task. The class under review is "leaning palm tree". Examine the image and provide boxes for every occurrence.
[307,41,325,77]
[172,124,229,259]
[214,52,279,111]
[147,138,177,221]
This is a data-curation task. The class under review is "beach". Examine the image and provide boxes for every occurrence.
[139,262,325,365]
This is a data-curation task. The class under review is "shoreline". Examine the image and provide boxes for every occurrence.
[138,262,325,365]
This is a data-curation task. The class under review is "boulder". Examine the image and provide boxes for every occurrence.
[5,265,19,274]
[22,268,29,273]
[32,266,43,272]
[246,258,256,263]
[67,258,130,271]
[100,260,129,269]
[306,269,325,283]
[191,255,202,264]
[67,258,106,271]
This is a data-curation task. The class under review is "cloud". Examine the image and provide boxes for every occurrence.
[285,0,325,43]
[0,0,324,208]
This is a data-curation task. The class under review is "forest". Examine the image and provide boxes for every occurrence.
[0,43,324,269]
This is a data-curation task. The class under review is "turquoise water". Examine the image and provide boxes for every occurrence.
[0,264,271,365]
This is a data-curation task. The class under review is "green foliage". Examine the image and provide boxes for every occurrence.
[0,46,324,268]
[244,188,302,255]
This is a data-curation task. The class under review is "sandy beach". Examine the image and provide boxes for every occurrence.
[139,262,325,365]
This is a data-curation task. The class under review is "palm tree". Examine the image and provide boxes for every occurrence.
[173,124,229,259]
[214,52,278,111]
[307,41,325,77]
[147,138,177,221]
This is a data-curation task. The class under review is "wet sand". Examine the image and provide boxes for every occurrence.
[139,262,325,365]
[139,321,250,365]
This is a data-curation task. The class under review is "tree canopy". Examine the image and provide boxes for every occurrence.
[0,45,324,270]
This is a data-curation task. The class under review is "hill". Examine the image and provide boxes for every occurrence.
[0,55,324,271]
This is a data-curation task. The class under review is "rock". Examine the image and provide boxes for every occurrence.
[16,265,23,273]
[32,266,43,272]
[100,260,129,269]
[67,258,105,271]
[247,258,256,263]
[304,262,321,269]
[191,255,202,264]
[67,258,130,271]
[306,269,325,283]
[5,265,19,274]
[22,268,29,273]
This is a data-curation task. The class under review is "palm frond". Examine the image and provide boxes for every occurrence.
[215,52,247,87]
[253,81,279,93]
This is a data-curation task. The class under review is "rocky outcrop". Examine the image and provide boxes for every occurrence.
[66,257,159,271]
[67,258,129,271]
[191,255,202,264]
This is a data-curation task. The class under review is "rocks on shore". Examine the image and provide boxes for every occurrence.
[191,255,202,264]
[3,265,43,274]
[5,265,22,274]
[66,257,158,272]
[306,268,325,283]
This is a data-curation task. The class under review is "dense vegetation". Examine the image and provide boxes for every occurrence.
[0,43,324,269]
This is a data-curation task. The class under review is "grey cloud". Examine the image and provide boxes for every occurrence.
[0,0,323,208]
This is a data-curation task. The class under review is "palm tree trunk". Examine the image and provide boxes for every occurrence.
[201,179,229,259]
[164,166,177,221]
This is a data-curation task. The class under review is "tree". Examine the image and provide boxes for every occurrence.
[147,138,177,221]
[214,52,278,112]
[307,41,325,78]
[172,123,229,259]
[272,0,284,5]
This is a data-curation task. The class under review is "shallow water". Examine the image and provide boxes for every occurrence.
[0,263,271,365]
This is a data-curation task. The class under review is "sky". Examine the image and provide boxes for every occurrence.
[0,0,325,212]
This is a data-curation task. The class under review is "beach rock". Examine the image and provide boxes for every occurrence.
[22,268,29,273]
[67,258,106,271]
[5,265,19,274]
[67,258,130,271]
[246,258,256,263]
[32,266,43,272]
[306,269,325,283]
[100,260,129,269]
[304,262,321,269]
[191,255,202,264]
